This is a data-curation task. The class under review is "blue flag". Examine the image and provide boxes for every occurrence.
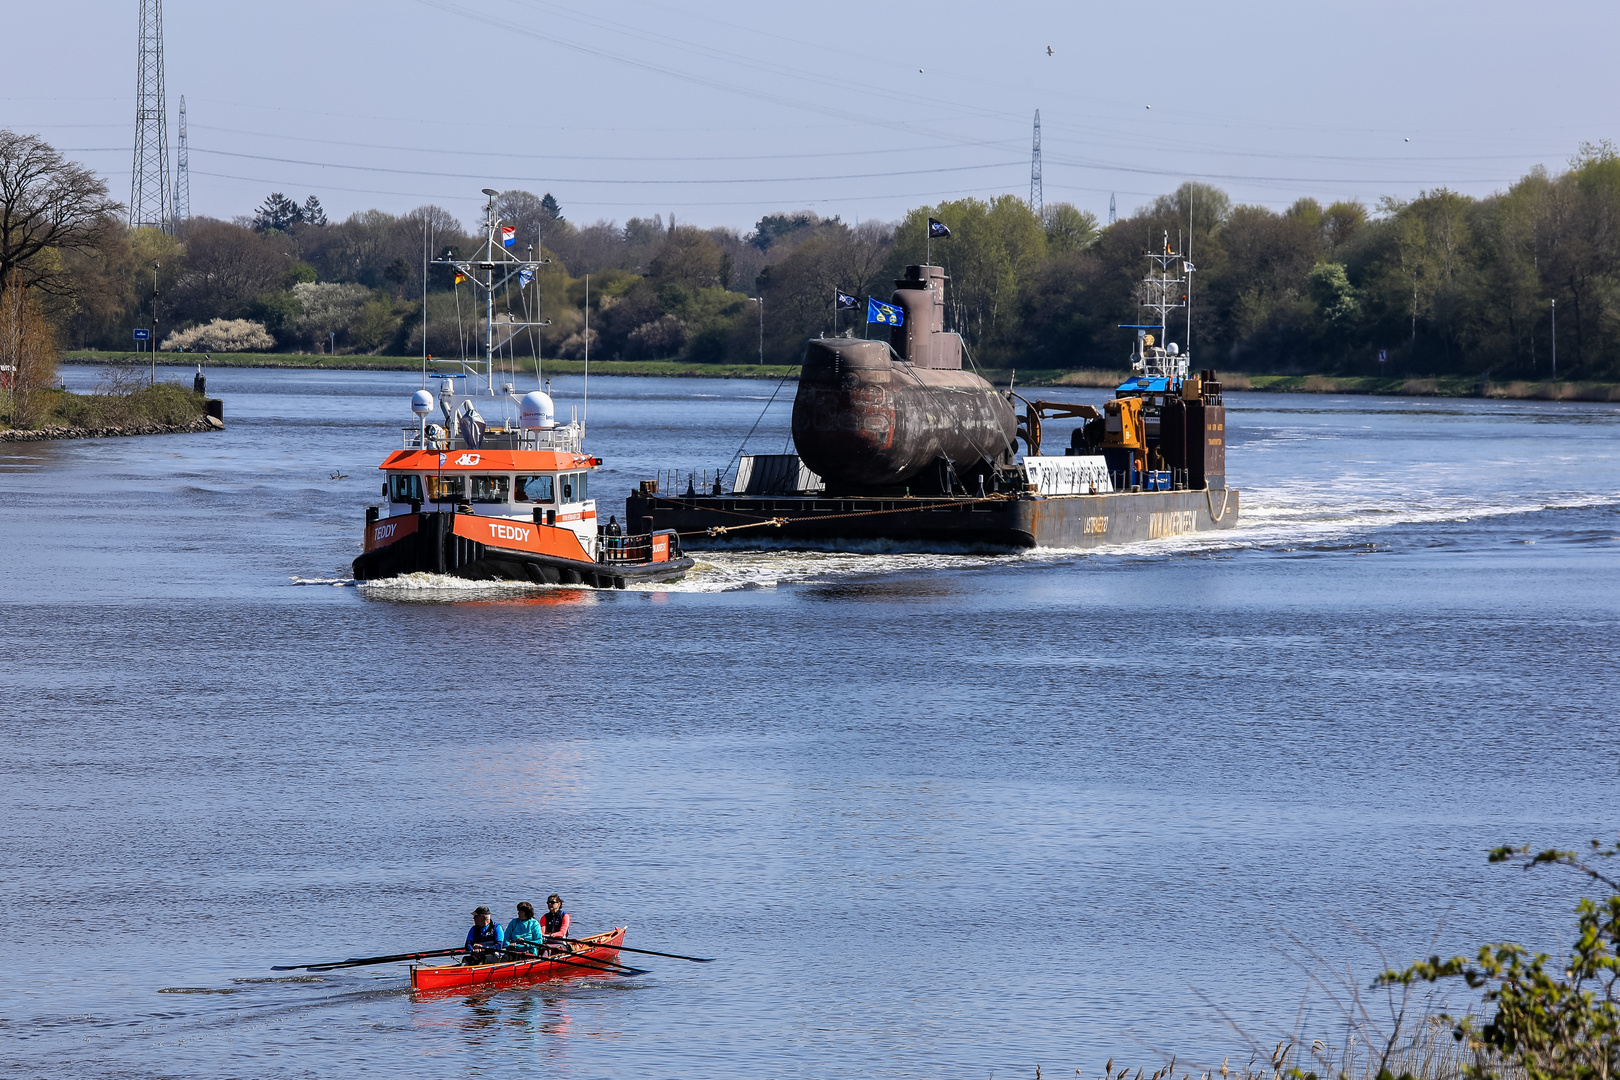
[867,297,904,326]
[928,217,951,238]
[518,267,534,288]
[835,290,857,310]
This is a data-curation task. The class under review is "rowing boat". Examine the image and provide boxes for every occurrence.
[410,926,628,992]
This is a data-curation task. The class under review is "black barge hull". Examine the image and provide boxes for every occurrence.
[626,488,1239,549]
[352,511,694,588]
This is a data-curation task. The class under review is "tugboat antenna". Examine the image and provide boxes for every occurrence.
[1186,186,1194,360]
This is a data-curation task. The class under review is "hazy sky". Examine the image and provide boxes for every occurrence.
[8,0,1618,234]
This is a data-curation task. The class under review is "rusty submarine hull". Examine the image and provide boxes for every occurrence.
[790,265,1018,493]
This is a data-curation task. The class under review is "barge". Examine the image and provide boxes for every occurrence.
[628,240,1237,549]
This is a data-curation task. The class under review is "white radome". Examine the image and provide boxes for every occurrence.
[520,390,556,430]
[410,389,434,416]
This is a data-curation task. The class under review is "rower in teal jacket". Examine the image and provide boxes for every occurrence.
[505,901,543,955]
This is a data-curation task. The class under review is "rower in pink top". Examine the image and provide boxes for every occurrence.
[542,894,572,953]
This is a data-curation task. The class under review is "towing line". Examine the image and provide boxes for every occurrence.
[667,494,1020,537]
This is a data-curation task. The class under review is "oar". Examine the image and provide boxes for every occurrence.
[272,946,464,971]
[508,950,648,978]
[506,940,647,977]
[544,935,715,963]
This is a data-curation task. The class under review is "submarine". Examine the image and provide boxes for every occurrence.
[791,264,1018,494]
[626,248,1239,550]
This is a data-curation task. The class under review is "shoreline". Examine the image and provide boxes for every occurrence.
[0,417,220,443]
[61,351,1620,402]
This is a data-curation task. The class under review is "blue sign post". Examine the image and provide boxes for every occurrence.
[133,328,151,341]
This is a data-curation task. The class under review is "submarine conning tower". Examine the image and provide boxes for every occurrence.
[888,264,962,369]
[790,264,1018,494]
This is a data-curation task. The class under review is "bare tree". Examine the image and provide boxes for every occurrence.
[1,281,58,430]
[0,131,123,298]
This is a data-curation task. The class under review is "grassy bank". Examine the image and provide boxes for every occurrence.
[3,380,207,432]
[1222,371,1620,401]
[61,351,1620,400]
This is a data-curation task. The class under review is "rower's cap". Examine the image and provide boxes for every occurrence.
[473,905,491,916]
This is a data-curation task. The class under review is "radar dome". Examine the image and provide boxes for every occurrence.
[520,390,556,430]
[1166,342,1180,355]
[410,389,434,415]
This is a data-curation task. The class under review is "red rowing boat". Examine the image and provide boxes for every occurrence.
[410,926,628,992]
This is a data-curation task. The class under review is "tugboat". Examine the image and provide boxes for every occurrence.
[626,237,1237,548]
[352,191,694,588]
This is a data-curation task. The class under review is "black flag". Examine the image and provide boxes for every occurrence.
[834,290,858,310]
[928,217,951,238]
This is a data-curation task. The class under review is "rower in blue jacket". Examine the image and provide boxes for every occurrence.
[462,905,505,965]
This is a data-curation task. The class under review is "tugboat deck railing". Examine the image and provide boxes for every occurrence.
[399,423,585,454]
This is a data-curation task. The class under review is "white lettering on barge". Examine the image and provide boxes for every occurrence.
[1148,510,1198,539]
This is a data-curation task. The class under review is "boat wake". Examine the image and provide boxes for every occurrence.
[357,572,551,599]
[295,489,1614,600]
[631,548,1010,593]
[642,488,1620,588]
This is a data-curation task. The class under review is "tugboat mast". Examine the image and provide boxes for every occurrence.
[432,188,549,399]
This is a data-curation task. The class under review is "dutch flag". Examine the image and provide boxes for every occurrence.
[501,226,516,248]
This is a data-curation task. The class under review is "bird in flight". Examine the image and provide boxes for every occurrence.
[1046,45,1054,56]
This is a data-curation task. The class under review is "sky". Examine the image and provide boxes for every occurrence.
[7,0,1618,235]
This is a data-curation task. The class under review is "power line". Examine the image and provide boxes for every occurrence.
[185,168,1019,209]
[185,146,1023,185]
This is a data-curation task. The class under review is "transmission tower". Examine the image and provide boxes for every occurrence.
[173,95,189,224]
[1108,193,1117,225]
[1029,110,1043,220]
[130,0,171,231]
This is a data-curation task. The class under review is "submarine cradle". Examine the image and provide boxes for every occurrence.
[625,256,1239,550]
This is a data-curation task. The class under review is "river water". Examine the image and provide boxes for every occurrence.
[3,366,1618,1079]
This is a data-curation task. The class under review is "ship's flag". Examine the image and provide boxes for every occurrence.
[453,271,466,284]
[518,267,535,288]
[928,217,951,238]
[867,297,904,326]
[502,225,517,247]
[835,290,857,310]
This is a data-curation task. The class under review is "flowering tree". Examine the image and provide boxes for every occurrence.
[162,318,275,352]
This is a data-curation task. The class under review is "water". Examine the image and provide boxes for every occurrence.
[3,366,1618,1079]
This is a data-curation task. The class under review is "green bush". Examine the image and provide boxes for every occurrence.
[1377,839,1620,1080]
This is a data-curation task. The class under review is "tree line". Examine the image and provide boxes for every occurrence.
[6,129,1620,382]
